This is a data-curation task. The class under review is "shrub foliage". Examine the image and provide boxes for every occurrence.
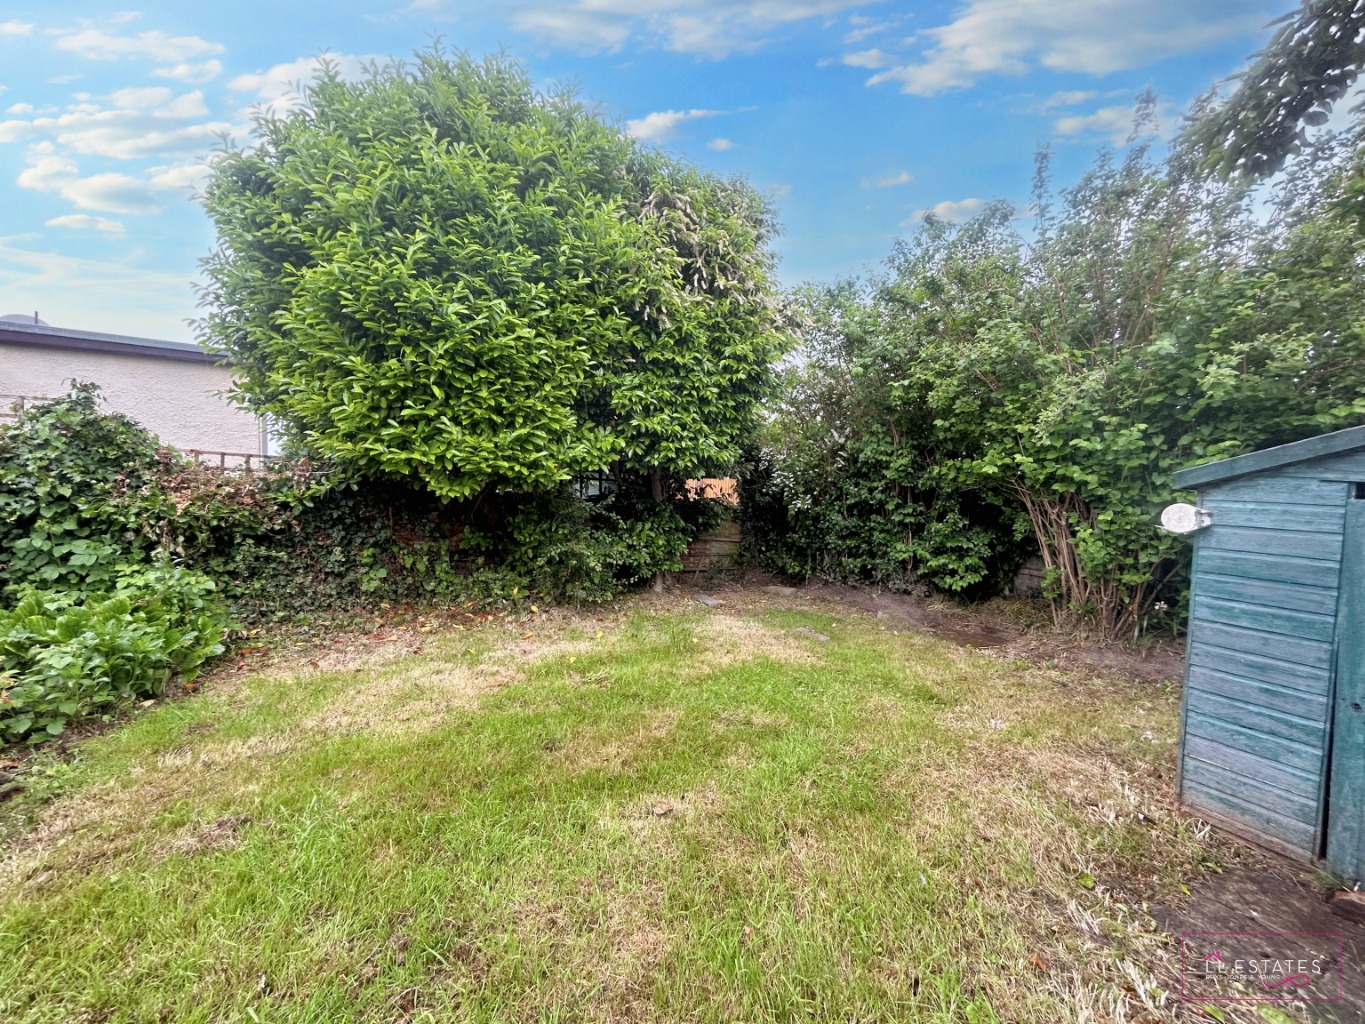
[0,566,227,741]
[198,49,789,500]
[748,121,1365,638]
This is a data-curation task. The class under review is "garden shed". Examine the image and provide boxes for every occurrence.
[1173,425,1365,880]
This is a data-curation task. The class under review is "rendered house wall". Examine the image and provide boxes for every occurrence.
[1,340,262,454]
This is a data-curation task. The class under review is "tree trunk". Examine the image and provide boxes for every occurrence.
[1016,484,1163,641]
[651,467,666,594]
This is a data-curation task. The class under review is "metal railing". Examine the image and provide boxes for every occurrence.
[183,449,277,473]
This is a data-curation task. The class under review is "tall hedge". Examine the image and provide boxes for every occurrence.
[198,49,790,501]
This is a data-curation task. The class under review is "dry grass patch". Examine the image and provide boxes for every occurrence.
[156,733,296,768]
[504,875,673,1024]
[691,613,819,667]
[171,813,254,856]
[600,778,727,843]
[298,661,516,737]
[557,708,683,774]
[0,771,180,889]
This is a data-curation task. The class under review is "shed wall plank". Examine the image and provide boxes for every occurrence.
[1185,711,1324,774]
[1202,476,1348,505]
[1186,664,1329,719]
[1191,595,1335,642]
[1200,500,1343,534]
[1185,689,1326,747]
[1181,755,1319,817]
[1184,735,1320,802]
[1183,789,1318,853]
[1291,451,1365,478]
[1194,574,1338,616]
[1188,620,1332,670]
[1201,526,1342,562]
[1187,643,1330,696]
[1196,549,1340,589]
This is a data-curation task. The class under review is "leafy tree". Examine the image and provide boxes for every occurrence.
[746,211,1028,595]
[1183,0,1365,179]
[752,125,1365,638]
[198,49,788,501]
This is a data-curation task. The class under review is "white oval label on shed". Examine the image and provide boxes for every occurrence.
[1160,502,1211,534]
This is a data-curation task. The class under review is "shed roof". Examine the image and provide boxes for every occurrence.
[1174,424,1365,489]
[0,320,221,364]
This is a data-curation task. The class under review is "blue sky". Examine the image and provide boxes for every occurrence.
[0,0,1287,340]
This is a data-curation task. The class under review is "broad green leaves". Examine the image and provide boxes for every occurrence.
[0,564,228,742]
[0,384,164,594]
[1182,0,1365,180]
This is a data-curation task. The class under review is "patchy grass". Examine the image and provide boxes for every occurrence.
[0,593,1220,1023]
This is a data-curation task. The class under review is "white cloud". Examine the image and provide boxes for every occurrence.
[146,160,209,191]
[46,213,126,234]
[862,170,914,188]
[842,48,893,70]
[151,59,222,84]
[626,108,723,142]
[512,9,632,52]
[904,197,990,225]
[53,27,224,63]
[1037,89,1099,111]
[17,146,208,215]
[16,152,79,191]
[0,115,235,160]
[769,183,792,199]
[156,91,210,119]
[229,54,376,114]
[867,0,1265,96]
[0,88,238,160]
[844,14,908,45]
[6,103,33,115]
[0,243,199,340]
[107,86,174,110]
[1053,104,1134,140]
[509,0,869,58]
[706,137,734,152]
[1054,99,1176,143]
[0,20,34,38]
[51,171,164,214]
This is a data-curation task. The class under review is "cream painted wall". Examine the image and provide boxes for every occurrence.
[1,342,264,454]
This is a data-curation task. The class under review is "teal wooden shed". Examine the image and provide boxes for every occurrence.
[1174,425,1365,879]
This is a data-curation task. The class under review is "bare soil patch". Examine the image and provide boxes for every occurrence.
[1153,853,1365,1023]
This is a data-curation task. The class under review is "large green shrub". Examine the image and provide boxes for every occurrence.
[198,48,789,502]
[742,223,1030,597]
[0,383,164,593]
[1,387,711,628]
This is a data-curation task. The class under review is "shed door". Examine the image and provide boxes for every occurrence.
[1328,496,1365,880]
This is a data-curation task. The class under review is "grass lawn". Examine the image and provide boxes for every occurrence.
[0,592,1216,1023]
